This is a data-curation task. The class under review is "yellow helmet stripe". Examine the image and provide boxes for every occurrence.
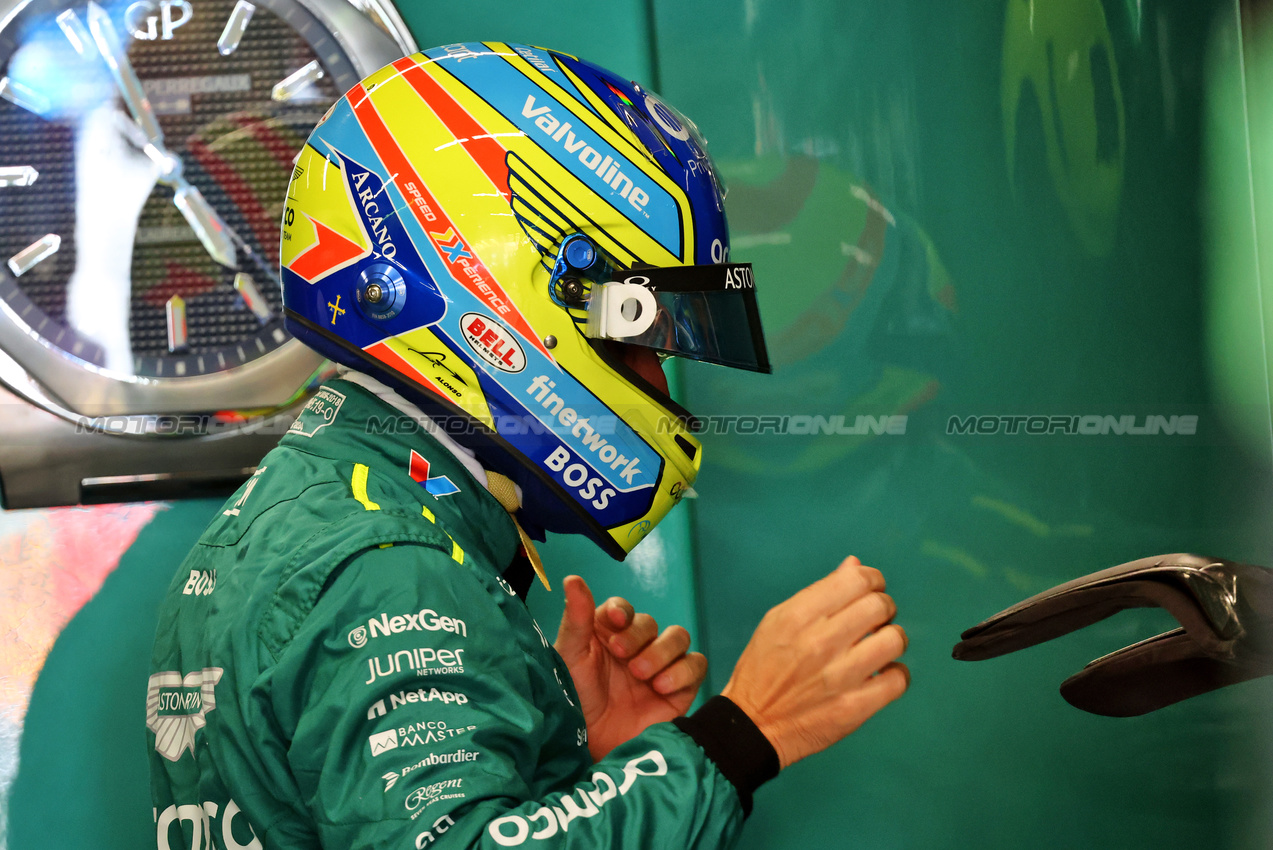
[422,57,683,266]
[350,68,554,360]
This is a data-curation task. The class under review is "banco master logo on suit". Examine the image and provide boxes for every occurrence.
[368,721,477,756]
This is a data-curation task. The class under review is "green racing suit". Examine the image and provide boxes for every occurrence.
[147,378,777,850]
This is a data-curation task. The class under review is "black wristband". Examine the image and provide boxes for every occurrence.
[671,695,780,817]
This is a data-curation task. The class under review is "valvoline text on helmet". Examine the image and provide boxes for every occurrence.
[521,95,650,213]
[435,48,681,254]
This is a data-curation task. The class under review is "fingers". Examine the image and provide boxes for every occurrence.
[605,613,659,659]
[595,596,636,634]
[779,556,885,623]
[553,575,597,662]
[827,623,909,686]
[823,591,897,648]
[651,652,708,697]
[627,625,692,681]
[848,662,911,715]
[585,590,703,697]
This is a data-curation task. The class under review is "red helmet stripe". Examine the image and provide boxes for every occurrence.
[392,57,512,202]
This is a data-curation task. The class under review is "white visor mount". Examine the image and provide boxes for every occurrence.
[589,281,658,340]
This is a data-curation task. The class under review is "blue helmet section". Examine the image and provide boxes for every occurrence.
[557,53,731,265]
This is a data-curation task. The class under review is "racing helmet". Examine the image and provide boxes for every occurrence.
[279,43,769,559]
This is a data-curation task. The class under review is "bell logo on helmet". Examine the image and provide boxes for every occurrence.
[461,313,525,373]
[522,94,650,212]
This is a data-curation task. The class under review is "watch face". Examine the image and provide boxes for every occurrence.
[0,0,360,388]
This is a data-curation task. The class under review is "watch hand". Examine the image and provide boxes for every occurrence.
[137,130,238,269]
[172,182,238,269]
[88,4,258,276]
[86,2,164,147]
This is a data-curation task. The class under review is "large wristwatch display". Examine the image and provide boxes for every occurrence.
[0,0,415,506]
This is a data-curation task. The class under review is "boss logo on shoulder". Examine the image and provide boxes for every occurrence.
[181,569,216,596]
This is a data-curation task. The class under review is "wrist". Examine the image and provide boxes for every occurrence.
[672,695,780,817]
[720,682,787,769]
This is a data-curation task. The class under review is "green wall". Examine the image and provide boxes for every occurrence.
[8,2,1273,849]
[657,0,1273,848]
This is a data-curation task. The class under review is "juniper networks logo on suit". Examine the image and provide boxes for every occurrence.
[364,648,466,685]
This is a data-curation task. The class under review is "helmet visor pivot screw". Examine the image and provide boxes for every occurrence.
[353,264,407,320]
[560,277,584,306]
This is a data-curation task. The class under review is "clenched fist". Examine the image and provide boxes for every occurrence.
[722,556,909,768]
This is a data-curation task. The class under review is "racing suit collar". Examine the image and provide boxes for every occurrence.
[335,368,521,504]
[284,376,522,574]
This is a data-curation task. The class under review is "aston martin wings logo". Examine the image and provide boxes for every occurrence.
[146,667,224,762]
